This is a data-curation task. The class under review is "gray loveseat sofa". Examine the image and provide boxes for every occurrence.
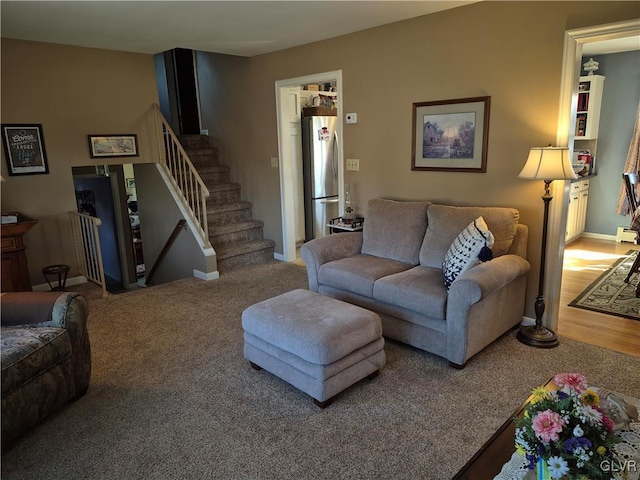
[300,199,530,368]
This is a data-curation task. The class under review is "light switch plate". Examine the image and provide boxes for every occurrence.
[271,157,279,168]
[346,158,359,171]
[346,113,358,124]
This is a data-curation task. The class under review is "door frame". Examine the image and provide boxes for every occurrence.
[275,70,344,262]
[546,19,640,331]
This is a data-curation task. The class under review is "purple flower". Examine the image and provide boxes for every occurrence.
[564,436,592,453]
[526,454,537,470]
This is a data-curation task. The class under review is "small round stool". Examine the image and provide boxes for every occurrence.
[42,264,70,291]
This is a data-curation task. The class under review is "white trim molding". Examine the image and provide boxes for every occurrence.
[547,19,640,332]
[193,269,219,281]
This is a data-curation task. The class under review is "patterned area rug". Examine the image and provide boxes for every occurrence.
[569,250,640,321]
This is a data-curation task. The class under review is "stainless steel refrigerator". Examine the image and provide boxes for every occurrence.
[302,115,339,241]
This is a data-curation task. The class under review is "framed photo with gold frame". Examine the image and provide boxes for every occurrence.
[411,96,490,173]
[88,134,139,158]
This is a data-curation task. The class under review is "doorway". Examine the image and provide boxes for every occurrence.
[155,48,202,135]
[275,70,344,262]
[72,164,141,293]
[548,19,640,333]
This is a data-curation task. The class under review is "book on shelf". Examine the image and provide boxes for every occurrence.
[578,92,589,112]
[576,113,587,136]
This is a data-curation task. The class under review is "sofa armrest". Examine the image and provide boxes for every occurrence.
[300,232,363,291]
[450,254,530,301]
[1,292,91,396]
[445,255,530,366]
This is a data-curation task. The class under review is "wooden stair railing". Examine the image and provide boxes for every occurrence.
[144,220,187,286]
[69,212,108,298]
[152,104,210,248]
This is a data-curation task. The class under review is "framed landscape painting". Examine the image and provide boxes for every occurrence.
[1,124,49,175]
[88,134,139,158]
[411,96,490,173]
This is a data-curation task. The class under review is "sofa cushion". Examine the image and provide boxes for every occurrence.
[318,254,412,298]
[362,199,431,265]
[1,327,72,396]
[373,266,448,320]
[442,216,495,288]
[420,205,520,268]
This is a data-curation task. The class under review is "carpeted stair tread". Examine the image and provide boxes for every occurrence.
[206,201,254,227]
[178,135,209,149]
[206,201,253,214]
[207,182,240,192]
[195,165,230,184]
[214,239,276,260]
[196,165,228,173]
[183,147,219,156]
[209,219,264,236]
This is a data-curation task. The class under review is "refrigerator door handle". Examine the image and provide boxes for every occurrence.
[332,131,339,182]
[320,198,339,204]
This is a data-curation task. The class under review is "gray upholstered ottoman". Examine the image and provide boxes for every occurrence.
[242,289,385,408]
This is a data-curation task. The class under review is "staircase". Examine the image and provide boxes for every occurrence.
[178,135,276,272]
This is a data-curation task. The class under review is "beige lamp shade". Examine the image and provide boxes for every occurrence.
[518,147,577,181]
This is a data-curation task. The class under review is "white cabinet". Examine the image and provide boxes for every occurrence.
[566,178,590,243]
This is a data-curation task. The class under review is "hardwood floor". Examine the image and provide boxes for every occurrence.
[558,237,640,357]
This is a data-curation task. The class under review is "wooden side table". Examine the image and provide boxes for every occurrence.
[1,214,38,292]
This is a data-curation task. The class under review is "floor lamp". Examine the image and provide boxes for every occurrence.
[517,146,577,348]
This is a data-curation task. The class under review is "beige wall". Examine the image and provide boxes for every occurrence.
[197,1,639,318]
[1,39,159,285]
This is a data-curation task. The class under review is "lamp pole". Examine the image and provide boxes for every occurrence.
[517,179,560,348]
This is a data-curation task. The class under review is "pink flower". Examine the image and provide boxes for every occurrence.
[596,408,616,433]
[554,373,588,394]
[532,409,565,443]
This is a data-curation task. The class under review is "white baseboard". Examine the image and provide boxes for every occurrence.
[520,316,536,327]
[273,252,285,261]
[581,232,618,242]
[32,275,87,292]
[193,269,219,281]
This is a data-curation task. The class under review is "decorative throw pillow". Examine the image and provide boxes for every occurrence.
[442,216,494,288]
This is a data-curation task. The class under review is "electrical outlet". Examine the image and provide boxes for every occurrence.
[271,157,279,168]
[346,113,358,124]
[346,159,359,171]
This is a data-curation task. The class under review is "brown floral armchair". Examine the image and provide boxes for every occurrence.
[1,291,91,448]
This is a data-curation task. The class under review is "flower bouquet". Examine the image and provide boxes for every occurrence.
[515,373,621,480]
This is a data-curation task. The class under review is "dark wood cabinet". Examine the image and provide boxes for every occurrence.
[1,216,38,292]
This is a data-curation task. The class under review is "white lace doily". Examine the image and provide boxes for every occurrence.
[495,397,640,480]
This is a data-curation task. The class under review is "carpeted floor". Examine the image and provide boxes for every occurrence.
[569,250,640,320]
[2,260,639,480]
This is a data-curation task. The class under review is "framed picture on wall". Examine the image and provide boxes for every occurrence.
[88,134,139,158]
[1,124,50,175]
[411,96,490,173]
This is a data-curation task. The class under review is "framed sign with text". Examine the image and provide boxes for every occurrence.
[1,124,49,176]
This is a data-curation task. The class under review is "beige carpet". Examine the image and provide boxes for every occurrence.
[2,260,639,480]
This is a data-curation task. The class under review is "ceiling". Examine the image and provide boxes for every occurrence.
[2,1,636,58]
[0,1,479,57]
